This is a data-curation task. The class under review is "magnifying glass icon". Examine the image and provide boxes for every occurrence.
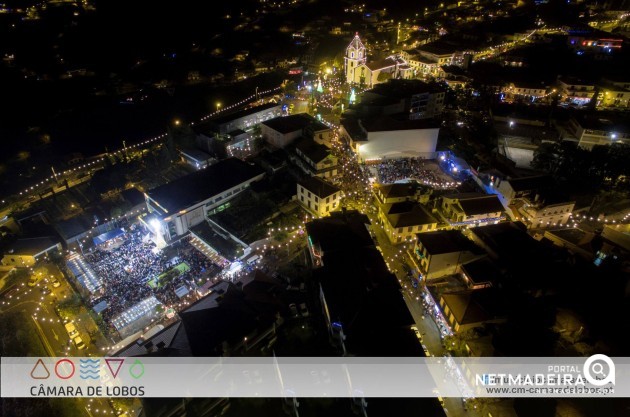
[592,363,605,376]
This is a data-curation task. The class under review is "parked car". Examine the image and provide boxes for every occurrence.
[50,276,61,288]
[40,286,51,296]
[73,336,86,350]
[65,322,78,338]
[28,275,42,287]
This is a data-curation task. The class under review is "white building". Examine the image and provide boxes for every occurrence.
[292,138,339,179]
[297,176,342,217]
[2,237,62,267]
[378,201,439,244]
[261,114,332,149]
[413,230,485,280]
[145,158,265,241]
[205,103,283,135]
[563,114,629,149]
[493,175,575,228]
[180,149,215,170]
[340,116,439,162]
[440,193,505,227]
[557,77,596,106]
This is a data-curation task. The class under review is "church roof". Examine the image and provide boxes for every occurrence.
[347,33,365,51]
[365,58,397,71]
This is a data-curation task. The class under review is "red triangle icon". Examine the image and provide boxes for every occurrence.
[105,358,125,378]
[31,358,50,379]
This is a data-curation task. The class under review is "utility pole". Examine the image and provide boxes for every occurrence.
[51,166,58,184]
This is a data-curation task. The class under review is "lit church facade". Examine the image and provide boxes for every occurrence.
[344,33,413,87]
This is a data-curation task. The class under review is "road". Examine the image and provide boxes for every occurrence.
[0,265,116,417]
[326,141,481,417]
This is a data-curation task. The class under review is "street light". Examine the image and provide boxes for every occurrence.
[216,102,221,112]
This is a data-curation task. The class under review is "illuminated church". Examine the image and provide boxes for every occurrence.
[344,33,412,87]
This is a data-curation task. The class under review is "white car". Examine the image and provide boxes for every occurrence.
[73,336,86,350]
[64,322,78,338]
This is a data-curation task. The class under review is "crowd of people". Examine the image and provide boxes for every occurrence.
[84,225,220,326]
[374,158,458,188]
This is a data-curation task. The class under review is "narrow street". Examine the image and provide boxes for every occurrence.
[328,140,480,417]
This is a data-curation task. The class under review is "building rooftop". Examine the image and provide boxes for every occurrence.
[295,137,331,164]
[180,148,212,162]
[417,230,481,255]
[417,42,458,57]
[573,112,630,133]
[444,193,504,215]
[457,195,505,216]
[113,321,191,357]
[347,33,365,52]
[461,257,502,287]
[180,278,283,356]
[147,158,264,214]
[365,58,397,71]
[385,202,438,228]
[4,237,60,256]
[362,116,440,133]
[208,103,280,126]
[377,182,430,199]
[441,287,506,325]
[414,55,438,64]
[368,79,444,99]
[309,210,421,356]
[340,117,367,140]
[298,176,340,199]
[261,113,320,134]
[505,175,552,192]
[306,210,372,254]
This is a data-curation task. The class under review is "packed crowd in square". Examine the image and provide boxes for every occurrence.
[84,224,221,325]
[373,158,459,188]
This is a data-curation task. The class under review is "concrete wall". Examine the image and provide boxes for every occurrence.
[358,128,439,162]
[262,125,302,148]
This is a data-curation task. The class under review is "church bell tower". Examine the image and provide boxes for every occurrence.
[344,33,366,84]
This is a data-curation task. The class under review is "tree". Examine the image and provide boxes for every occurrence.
[282,80,298,96]
[158,145,172,169]
[531,142,560,172]
[167,123,196,150]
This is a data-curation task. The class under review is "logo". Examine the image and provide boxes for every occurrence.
[30,359,50,379]
[583,354,615,386]
[79,359,100,380]
[129,359,145,379]
[54,359,75,379]
[105,358,125,378]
